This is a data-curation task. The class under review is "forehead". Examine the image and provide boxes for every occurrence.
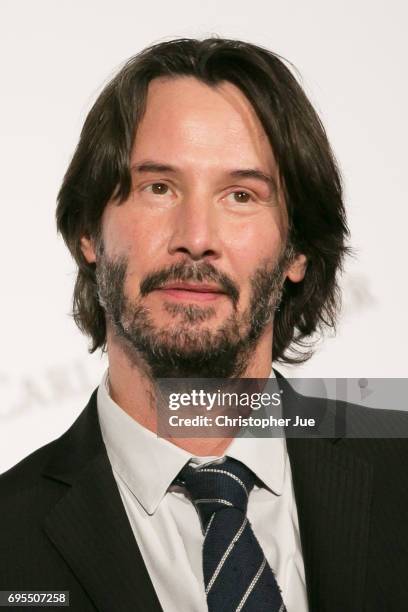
[132,76,276,172]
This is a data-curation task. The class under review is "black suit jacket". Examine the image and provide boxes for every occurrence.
[1,381,408,612]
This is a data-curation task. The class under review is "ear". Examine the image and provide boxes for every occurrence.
[286,253,307,283]
[80,235,97,264]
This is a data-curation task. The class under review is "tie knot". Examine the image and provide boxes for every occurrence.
[177,457,255,529]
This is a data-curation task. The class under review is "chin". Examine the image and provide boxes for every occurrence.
[153,302,224,327]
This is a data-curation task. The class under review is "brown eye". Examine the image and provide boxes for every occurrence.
[233,191,251,203]
[151,183,169,194]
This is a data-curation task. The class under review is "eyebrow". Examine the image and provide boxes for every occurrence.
[229,169,277,194]
[131,162,277,193]
[132,162,176,174]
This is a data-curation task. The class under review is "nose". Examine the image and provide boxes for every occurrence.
[167,192,222,261]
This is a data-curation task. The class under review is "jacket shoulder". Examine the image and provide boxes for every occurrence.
[0,389,100,501]
[0,436,63,499]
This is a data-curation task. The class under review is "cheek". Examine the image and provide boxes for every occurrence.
[101,209,172,301]
[103,208,168,268]
[226,217,285,282]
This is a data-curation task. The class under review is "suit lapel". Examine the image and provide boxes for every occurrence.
[287,436,373,612]
[42,392,162,612]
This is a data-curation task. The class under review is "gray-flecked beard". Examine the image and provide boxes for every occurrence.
[95,246,290,379]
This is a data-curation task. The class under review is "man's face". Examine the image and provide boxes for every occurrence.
[81,77,306,377]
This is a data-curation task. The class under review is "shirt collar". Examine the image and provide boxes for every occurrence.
[213,370,287,495]
[97,369,286,515]
[225,433,286,496]
[98,371,192,515]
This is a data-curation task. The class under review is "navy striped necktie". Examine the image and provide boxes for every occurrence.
[177,457,286,612]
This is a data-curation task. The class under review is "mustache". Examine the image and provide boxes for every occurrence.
[139,261,240,306]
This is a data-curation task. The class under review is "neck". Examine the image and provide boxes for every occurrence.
[106,327,273,456]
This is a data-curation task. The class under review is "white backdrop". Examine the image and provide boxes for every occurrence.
[1,0,407,472]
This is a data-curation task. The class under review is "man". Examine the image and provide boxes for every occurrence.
[1,38,408,612]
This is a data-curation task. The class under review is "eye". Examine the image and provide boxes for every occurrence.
[147,182,169,195]
[227,190,253,204]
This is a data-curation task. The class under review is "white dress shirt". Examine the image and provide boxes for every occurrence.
[97,371,308,612]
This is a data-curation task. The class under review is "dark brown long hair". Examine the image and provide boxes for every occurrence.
[56,37,350,363]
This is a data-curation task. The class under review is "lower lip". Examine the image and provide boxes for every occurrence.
[157,288,226,302]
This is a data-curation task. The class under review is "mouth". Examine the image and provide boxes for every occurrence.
[154,282,227,303]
